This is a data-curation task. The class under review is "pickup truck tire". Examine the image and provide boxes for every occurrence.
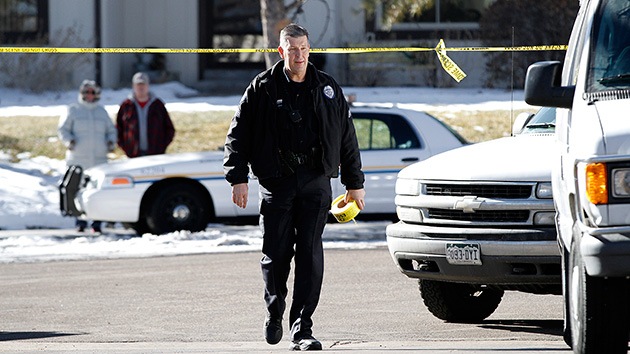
[419,280,504,323]
[568,237,629,353]
[145,183,209,235]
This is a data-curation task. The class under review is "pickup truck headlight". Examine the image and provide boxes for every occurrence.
[535,182,553,199]
[395,178,420,196]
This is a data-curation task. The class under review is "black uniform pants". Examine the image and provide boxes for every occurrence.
[258,167,331,341]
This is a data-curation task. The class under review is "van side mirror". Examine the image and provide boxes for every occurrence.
[524,61,575,109]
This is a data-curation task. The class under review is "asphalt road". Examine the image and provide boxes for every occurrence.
[0,248,571,353]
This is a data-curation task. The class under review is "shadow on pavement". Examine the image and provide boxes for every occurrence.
[479,319,563,337]
[0,331,84,341]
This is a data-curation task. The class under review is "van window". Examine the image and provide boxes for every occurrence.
[589,0,630,91]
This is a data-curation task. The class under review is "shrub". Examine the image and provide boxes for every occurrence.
[0,27,93,93]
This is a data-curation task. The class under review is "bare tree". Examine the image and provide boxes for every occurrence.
[480,0,578,88]
[0,27,93,93]
[260,0,308,68]
[259,0,430,67]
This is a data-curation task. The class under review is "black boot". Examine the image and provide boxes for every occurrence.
[264,316,282,345]
[290,336,322,351]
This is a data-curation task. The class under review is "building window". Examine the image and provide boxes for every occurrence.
[199,0,264,68]
[371,0,495,39]
[0,0,48,43]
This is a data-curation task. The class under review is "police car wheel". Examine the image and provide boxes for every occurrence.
[146,183,209,235]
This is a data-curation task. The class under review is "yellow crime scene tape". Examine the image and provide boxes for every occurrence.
[0,40,567,83]
[330,194,361,223]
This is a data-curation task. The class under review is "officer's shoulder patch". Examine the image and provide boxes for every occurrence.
[323,85,335,99]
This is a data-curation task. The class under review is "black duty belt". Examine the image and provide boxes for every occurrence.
[279,147,320,174]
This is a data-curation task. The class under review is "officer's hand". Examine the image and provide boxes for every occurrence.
[232,183,249,209]
[345,188,366,210]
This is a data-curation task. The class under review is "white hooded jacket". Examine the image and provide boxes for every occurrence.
[58,93,117,168]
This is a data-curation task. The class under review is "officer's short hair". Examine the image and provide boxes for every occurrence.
[279,23,309,47]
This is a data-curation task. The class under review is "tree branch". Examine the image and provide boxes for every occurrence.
[285,0,306,13]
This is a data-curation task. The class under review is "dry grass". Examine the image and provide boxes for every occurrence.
[0,108,537,161]
[428,109,537,143]
[0,111,234,161]
[0,116,65,160]
[167,111,233,153]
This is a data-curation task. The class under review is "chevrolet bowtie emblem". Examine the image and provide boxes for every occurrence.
[453,196,483,213]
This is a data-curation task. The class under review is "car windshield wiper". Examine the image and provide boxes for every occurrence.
[526,123,555,129]
[599,73,630,85]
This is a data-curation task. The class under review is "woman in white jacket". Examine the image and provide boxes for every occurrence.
[58,80,117,233]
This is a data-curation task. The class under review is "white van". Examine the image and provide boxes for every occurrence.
[525,0,630,352]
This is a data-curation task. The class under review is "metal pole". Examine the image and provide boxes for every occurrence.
[94,0,102,85]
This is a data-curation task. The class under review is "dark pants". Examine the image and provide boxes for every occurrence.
[258,168,331,341]
[76,219,101,230]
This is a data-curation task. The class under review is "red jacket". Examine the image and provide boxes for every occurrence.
[116,96,175,157]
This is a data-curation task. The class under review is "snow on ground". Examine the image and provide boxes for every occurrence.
[0,83,530,117]
[0,83,530,263]
[0,221,392,264]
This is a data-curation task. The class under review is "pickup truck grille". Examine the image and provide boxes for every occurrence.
[428,209,530,222]
[426,184,532,199]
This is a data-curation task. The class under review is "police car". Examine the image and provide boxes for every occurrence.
[60,106,466,235]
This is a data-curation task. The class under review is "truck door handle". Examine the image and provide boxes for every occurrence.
[402,157,419,163]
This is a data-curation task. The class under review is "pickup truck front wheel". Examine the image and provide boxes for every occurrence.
[419,279,503,323]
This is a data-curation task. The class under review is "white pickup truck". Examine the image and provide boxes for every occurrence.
[386,107,561,323]
[524,0,630,352]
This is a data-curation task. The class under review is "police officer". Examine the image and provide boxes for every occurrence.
[223,23,365,351]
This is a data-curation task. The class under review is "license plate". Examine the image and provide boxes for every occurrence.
[445,243,482,265]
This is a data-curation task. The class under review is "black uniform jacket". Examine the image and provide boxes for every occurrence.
[223,61,365,190]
